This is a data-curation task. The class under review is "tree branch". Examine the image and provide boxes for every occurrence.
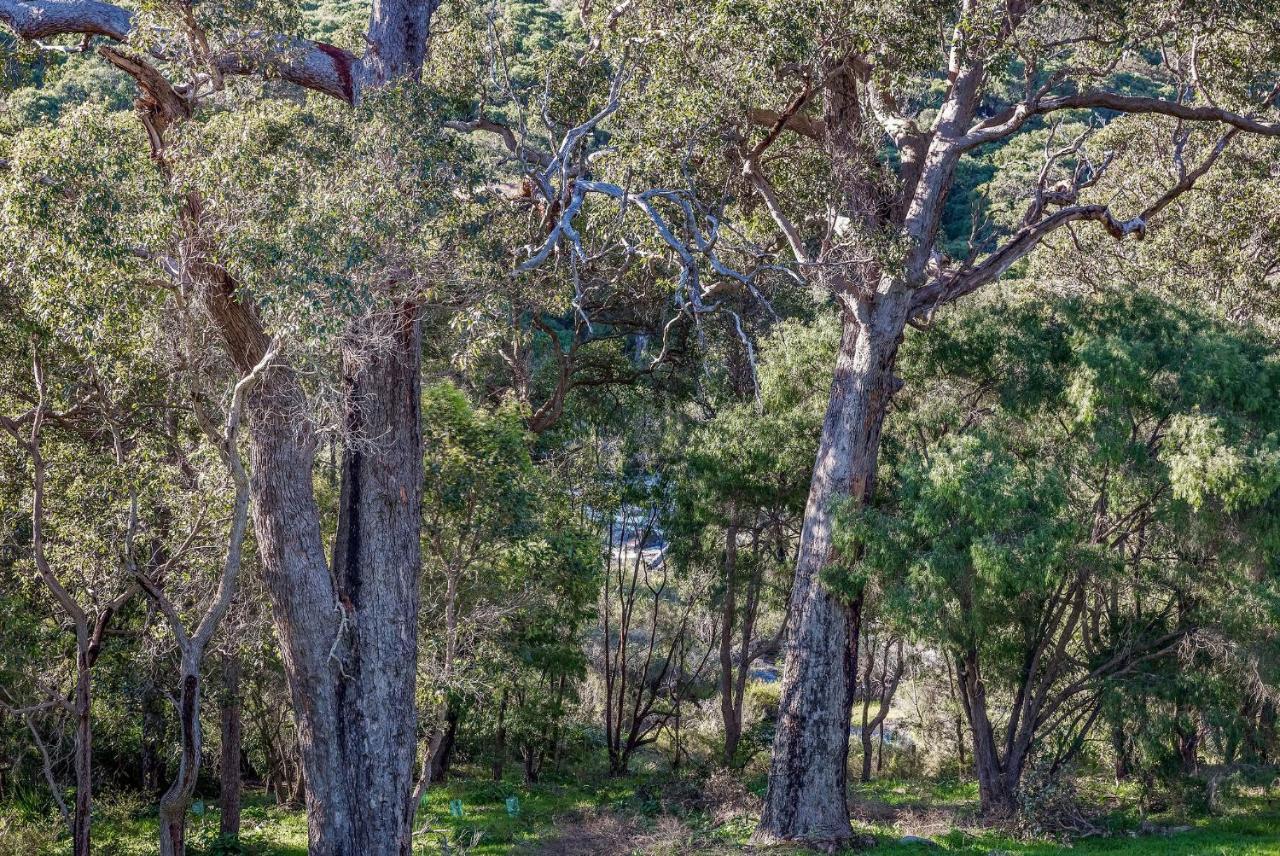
[1,0,359,102]
[913,129,1237,314]
[961,89,1280,149]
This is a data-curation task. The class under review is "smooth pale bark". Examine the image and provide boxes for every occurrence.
[756,299,906,845]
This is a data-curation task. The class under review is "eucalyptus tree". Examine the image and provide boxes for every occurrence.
[0,350,138,856]
[844,288,1280,814]
[0,0,484,851]
[562,0,1280,842]
[0,2,762,841]
[129,347,272,856]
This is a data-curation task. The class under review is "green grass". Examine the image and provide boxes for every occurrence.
[865,813,1280,855]
[4,771,1280,855]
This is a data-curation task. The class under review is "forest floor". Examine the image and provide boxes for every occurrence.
[5,765,1280,855]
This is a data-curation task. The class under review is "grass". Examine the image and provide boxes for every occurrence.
[4,768,1280,855]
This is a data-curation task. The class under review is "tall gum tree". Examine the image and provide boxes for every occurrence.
[580,0,1280,845]
[0,0,445,852]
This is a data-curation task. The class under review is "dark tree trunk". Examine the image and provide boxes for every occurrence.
[72,649,91,856]
[1112,721,1132,782]
[522,744,539,784]
[219,654,243,840]
[157,671,201,856]
[957,651,1021,817]
[493,690,508,782]
[756,304,904,845]
[427,704,459,784]
[1175,709,1200,776]
[141,684,164,795]
[719,515,742,766]
[859,637,877,785]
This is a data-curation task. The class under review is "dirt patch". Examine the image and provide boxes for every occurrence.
[517,808,721,855]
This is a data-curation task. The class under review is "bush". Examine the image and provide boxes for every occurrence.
[743,680,780,722]
[0,808,60,855]
[1014,765,1100,840]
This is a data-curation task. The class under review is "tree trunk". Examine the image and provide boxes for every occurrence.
[1175,713,1200,776]
[720,514,742,767]
[1112,721,1132,782]
[860,723,874,784]
[158,670,201,856]
[756,304,904,845]
[141,684,164,795]
[957,652,1019,817]
[427,704,459,784]
[330,307,424,853]
[209,292,424,856]
[493,689,508,782]
[219,654,243,840]
[72,648,91,856]
[522,744,538,784]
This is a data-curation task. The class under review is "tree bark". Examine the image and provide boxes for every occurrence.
[756,303,905,845]
[330,306,424,853]
[427,703,459,784]
[72,648,91,856]
[957,651,1020,817]
[158,669,201,856]
[719,514,742,766]
[522,743,539,784]
[210,295,424,855]
[219,653,243,840]
[1174,707,1200,776]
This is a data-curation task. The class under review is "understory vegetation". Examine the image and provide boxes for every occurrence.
[3,0,1280,854]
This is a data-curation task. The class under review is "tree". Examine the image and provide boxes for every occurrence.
[413,382,597,787]
[842,288,1280,814]
[600,499,714,775]
[0,343,142,856]
[0,1,460,851]
[856,622,905,783]
[128,347,271,856]
[670,318,832,765]
[572,0,1280,842]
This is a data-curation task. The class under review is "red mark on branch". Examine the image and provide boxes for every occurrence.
[316,42,356,103]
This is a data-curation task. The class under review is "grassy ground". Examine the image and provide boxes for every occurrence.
[3,767,1279,855]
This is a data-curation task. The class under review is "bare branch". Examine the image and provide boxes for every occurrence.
[961,89,1280,149]
[913,129,1237,313]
